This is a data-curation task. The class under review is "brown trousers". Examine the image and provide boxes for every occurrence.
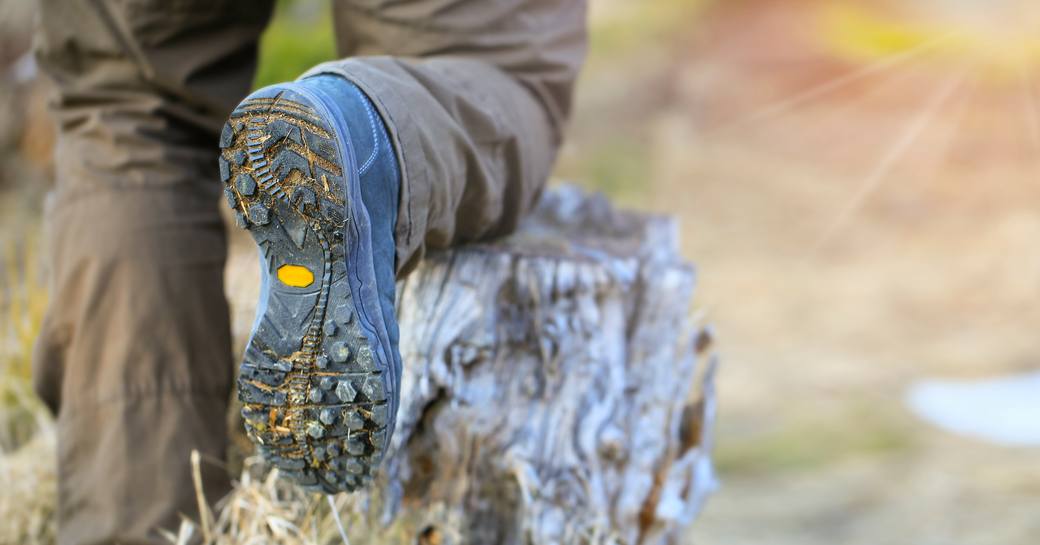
[32,1,586,543]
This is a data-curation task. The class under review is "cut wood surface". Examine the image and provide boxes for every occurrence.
[350,185,719,545]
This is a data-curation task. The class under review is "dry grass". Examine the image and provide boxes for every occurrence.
[0,239,56,545]
[164,453,465,545]
[0,430,55,545]
[169,456,355,545]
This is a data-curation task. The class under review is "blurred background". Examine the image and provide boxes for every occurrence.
[2,0,1039,543]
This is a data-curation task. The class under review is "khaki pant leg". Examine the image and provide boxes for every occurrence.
[32,1,274,543]
[312,0,587,274]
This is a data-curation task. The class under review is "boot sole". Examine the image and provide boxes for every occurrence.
[219,86,395,493]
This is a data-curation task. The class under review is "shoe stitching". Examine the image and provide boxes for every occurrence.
[356,90,381,175]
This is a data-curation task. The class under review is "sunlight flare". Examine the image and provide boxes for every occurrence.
[713,33,952,133]
[821,1,1040,80]
[808,66,971,254]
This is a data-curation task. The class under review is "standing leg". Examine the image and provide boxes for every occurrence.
[32,1,274,543]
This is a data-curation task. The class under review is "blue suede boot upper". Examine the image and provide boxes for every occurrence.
[300,74,402,378]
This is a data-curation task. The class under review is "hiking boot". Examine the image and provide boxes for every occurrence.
[219,75,401,493]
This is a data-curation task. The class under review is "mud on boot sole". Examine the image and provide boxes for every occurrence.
[220,88,394,493]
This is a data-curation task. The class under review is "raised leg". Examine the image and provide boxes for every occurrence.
[322,0,588,274]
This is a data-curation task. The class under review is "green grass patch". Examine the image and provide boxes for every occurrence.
[253,1,336,89]
[584,137,652,203]
[715,404,917,476]
[589,0,712,65]
[557,134,652,205]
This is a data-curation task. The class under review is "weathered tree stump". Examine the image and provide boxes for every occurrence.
[351,185,718,544]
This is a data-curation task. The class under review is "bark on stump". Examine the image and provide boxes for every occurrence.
[346,185,717,544]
